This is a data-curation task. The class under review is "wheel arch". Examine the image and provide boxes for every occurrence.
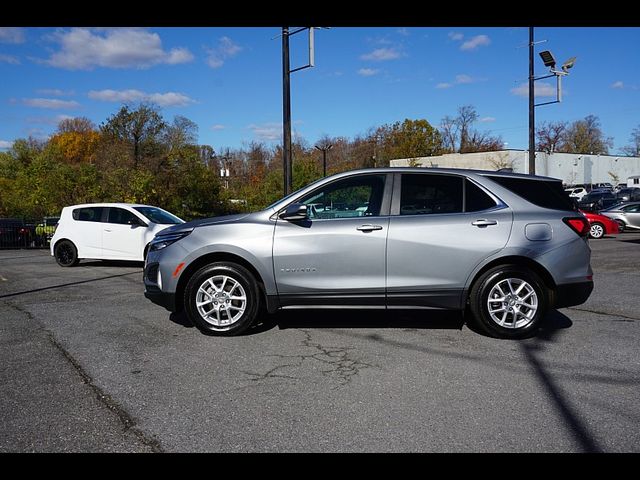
[465,255,556,306]
[174,251,268,313]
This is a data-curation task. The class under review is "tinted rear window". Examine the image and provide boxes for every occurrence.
[72,207,105,222]
[486,176,576,211]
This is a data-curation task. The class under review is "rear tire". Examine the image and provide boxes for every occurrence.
[589,222,605,239]
[54,240,79,267]
[469,265,548,339]
[184,262,260,336]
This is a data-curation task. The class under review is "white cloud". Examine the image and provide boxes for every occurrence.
[88,89,195,107]
[358,68,380,77]
[360,47,403,61]
[0,27,25,44]
[43,28,194,70]
[206,36,242,68]
[26,114,74,125]
[211,124,226,131]
[23,98,81,109]
[510,82,556,97]
[448,31,464,41]
[0,140,14,149]
[460,35,491,51]
[397,28,410,36]
[0,53,19,64]
[480,116,496,123]
[248,122,282,141]
[36,88,75,96]
[611,81,624,89]
[436,82,452,89]
[455,74,473,84]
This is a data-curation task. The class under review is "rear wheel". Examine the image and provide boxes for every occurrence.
[469,265,548,339]
[184,262,260,336]
[589,222,605,239]
[54,240,79,267]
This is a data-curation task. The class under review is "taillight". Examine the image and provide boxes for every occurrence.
[563,217,590,237]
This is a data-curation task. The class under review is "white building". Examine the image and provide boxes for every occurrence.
[389,150,640,186]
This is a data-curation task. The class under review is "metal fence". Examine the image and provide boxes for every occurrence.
[0,218,56,249]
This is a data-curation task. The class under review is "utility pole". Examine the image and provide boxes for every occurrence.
[281,26,320,196]
[282,27,292,195]
[529,26,535,175]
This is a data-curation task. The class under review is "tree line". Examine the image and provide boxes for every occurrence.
[0,103,636,220]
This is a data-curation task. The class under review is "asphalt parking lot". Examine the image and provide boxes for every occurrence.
[1,233,639,452]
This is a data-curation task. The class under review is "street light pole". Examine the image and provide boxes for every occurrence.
[315,143,333,177]
[529,26,536,175]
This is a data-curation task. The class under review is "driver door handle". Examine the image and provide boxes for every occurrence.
[472,219,498,227]
[357,224,383,232]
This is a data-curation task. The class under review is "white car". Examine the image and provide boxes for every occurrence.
[51,203,184,266]
[564,187,587,201]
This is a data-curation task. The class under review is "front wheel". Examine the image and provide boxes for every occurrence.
[469,266,548,339]
[589,222,605,239]
[184,262,260,336]
[54,240,79,267]
[616,219,626,233]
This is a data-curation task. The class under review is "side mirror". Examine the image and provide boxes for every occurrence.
[128,217,147,227]
[279,203,308,221]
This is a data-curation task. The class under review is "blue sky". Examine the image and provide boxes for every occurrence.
[1,26,639,154]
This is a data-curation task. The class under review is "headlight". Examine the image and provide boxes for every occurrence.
[149,228,193,252]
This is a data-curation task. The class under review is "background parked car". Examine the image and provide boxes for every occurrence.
[577,191,619,212]
[0,218,33,247]
[35,216,59,246]
[615,188,640,203]
[601,202,640,232]
[51,203,184,266]
[579,210,619,239]
[565,187,588,201]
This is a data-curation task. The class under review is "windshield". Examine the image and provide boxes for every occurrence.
[133,207,184,225]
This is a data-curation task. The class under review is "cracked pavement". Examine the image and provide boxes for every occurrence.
[1,234,640,452]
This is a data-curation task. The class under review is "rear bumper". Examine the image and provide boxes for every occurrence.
[554,281,594,309]
[144,286,177,312]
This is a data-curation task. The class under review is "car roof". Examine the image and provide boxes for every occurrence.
[64,203,157,209]
[338,167,562,182]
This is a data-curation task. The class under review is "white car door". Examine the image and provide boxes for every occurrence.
[102,207,148,260]
[71,206,105,258]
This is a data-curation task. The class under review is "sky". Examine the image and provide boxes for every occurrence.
[1,26,639,155]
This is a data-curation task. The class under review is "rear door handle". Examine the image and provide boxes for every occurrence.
[104,229,112,232]
[357,224,383,232]
[472,219,498,227]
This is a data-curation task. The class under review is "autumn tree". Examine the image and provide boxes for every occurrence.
[100,103,166,168]
[536,121,568,154]
[374,118,444,163]
[439,105,503,153]
[48,117,100,164]
[621,126,640,157]
[558,115,613,155]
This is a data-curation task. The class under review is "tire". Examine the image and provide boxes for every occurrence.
[589,222,605,239]
[184,262,260,336]
[616,219,626,233]
[54,240,79,267]
[469,265,548,339]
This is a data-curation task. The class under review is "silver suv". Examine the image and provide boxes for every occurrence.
[144,168,594,339]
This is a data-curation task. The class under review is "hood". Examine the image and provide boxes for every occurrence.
[157,213,250,235]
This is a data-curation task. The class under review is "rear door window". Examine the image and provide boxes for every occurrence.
[399,174,463,215]
[72,207,106,222]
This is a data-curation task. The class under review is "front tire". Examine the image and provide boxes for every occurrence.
[616,219,626,233]
[54,240,79,267]
[469,265,548,339]
[589,222,605,239]
[184,262,260,336]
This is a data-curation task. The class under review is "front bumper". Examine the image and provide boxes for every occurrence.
[144,286,177,312]
[554,281,594,309]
